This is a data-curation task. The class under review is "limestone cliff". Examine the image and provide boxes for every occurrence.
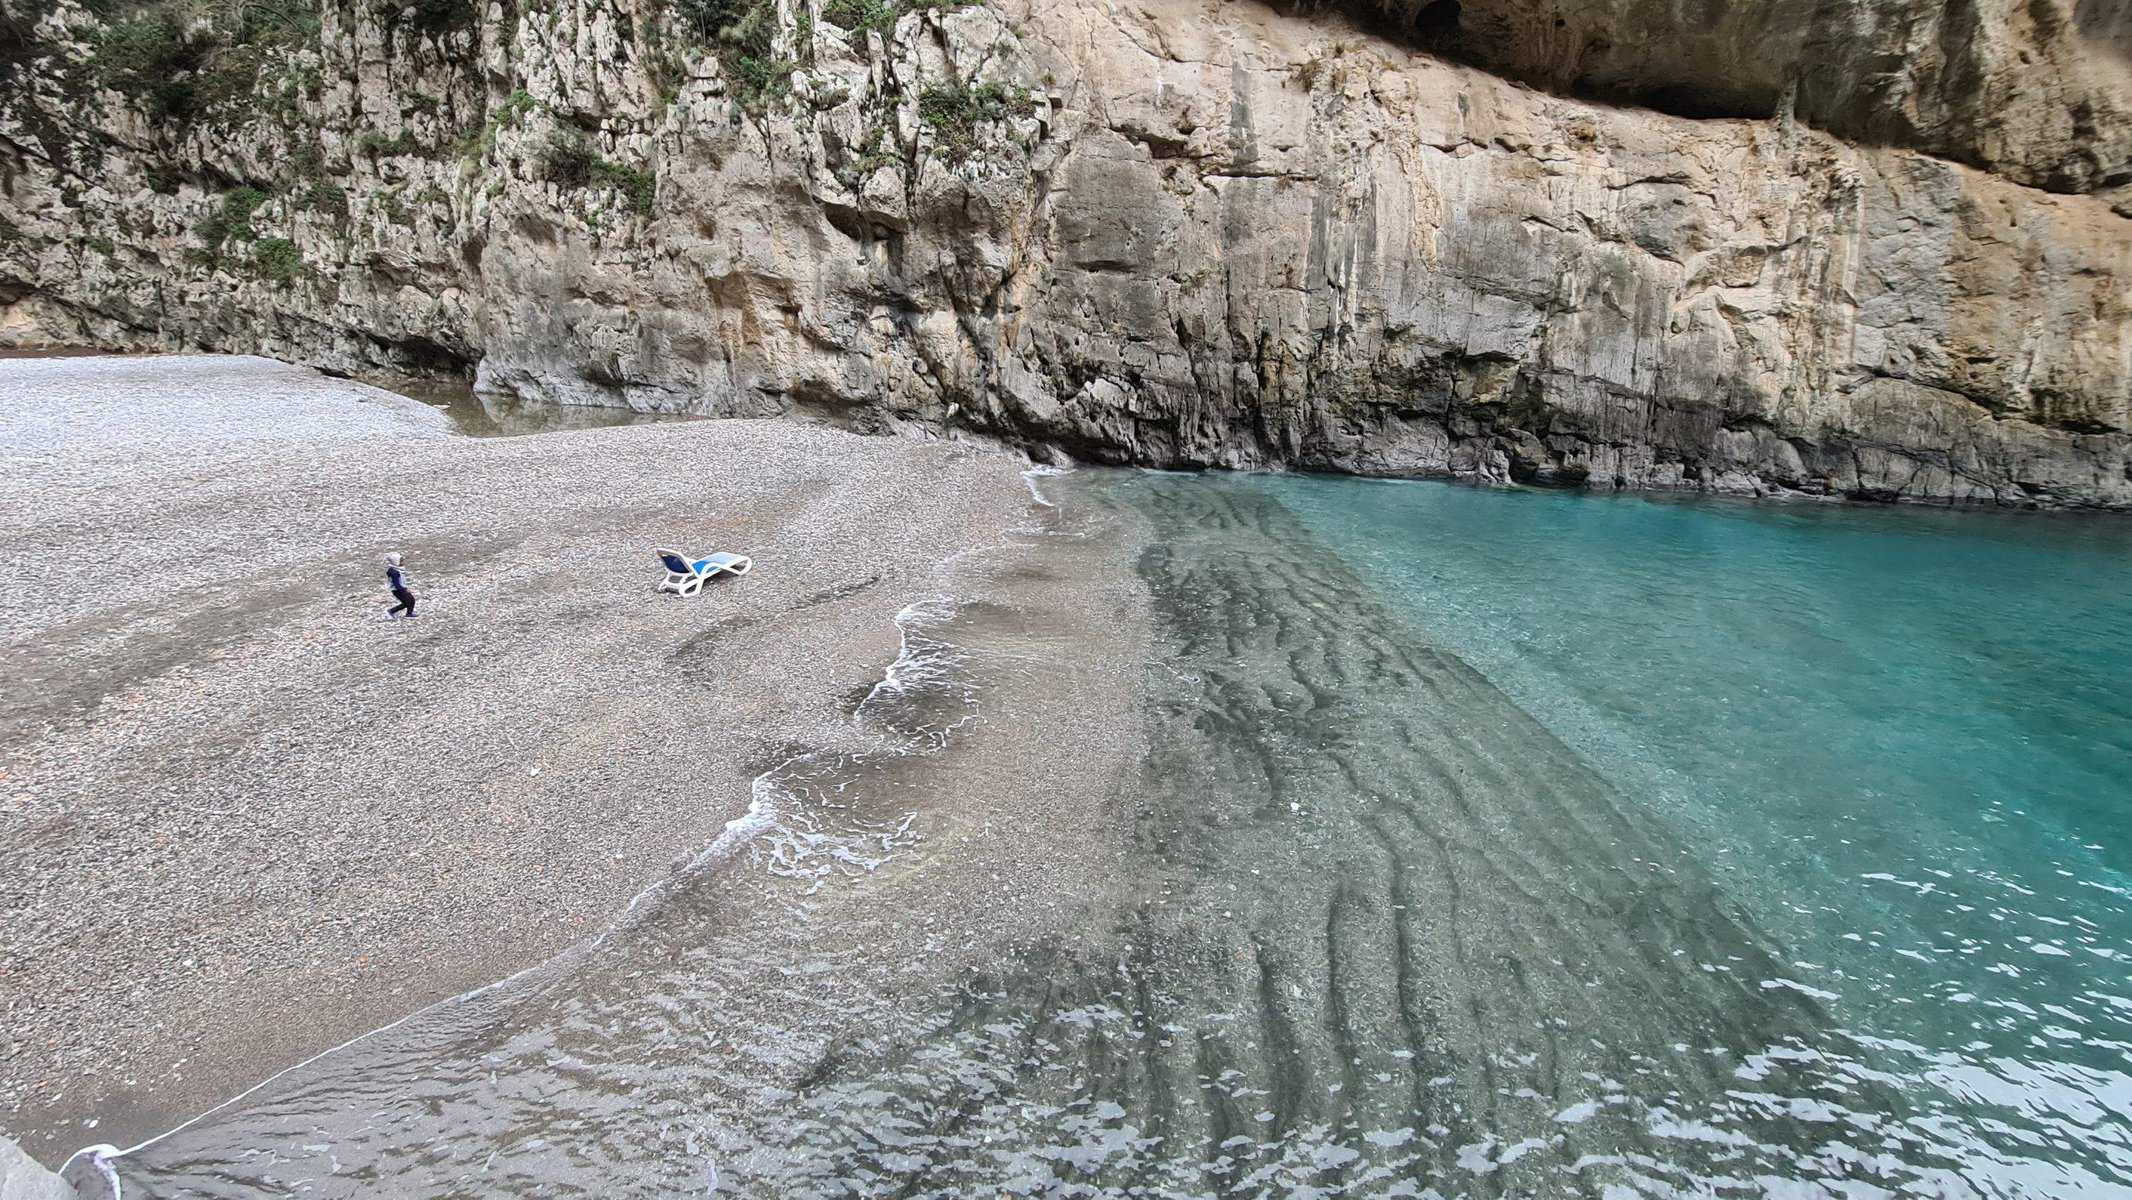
[3,0,2129,506]
[1349,0,2132,198]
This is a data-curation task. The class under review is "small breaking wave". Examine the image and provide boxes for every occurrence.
[1022,464,1071,508]
[748,598,980,894]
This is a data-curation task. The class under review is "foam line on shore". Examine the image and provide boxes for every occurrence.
[1022,465,1070,508]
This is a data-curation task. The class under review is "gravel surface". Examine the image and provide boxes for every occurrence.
[0,355,1044,1158]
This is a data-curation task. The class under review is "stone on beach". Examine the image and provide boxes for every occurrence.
[0,1134,72,1200]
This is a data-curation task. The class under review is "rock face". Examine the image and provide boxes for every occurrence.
[3,0,2130,506]
[1351,0,2132,197]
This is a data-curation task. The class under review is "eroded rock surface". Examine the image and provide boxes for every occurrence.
[3,0,2129,505]
[1348,0,2132,198]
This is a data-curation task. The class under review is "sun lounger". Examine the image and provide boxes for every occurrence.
[656,547,753,597]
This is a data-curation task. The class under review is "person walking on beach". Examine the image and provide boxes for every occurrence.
[384,551,417,619]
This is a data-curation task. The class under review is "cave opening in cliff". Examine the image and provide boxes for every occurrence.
[364,332,475,380]
[1413,0,1461,42]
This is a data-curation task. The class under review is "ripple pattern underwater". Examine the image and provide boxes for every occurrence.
[1259,472,2132,1197]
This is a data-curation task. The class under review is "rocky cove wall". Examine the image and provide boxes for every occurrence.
[3,0,2130,506]
[1348,0,2132,199]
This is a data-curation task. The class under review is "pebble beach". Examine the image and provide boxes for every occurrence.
[0,355,1055,1157]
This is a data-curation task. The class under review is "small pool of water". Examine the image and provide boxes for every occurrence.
[377,378,699,438]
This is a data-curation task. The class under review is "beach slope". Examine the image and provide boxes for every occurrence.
[0,355,1040,1156]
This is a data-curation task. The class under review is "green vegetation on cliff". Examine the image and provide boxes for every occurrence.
[543,130,657,216]
[671,0,789,109]
[86,14,197,119]
[919,79,1035,161]
[822,0,974,46]
[299,176,350,220]
[251,235,303,281]
[196,185,270,250]
[668,0,982,109]
[459,88,539,160]
[378,0,479,38]
[13,0,1014,298]
[85,0,320,124]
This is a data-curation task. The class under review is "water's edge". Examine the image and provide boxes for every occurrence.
[54,465,2132,1197]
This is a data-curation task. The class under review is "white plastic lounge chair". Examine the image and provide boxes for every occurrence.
[656,548,753,597]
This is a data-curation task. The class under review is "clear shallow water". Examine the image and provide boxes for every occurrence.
[380,379,696,437]
[1266,474,2132,1195]
[74,471,2132,1198]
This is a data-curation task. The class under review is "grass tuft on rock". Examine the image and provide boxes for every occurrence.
[820,0,976,48]
[918,79,1035,161]
[544,130,656,216]
[252,235,303,282]
[87,0,323,125]
[196,185,271,249]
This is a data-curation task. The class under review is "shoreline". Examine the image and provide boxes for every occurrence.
[0,355,1060,1160]
[70,454,1157,1194]
[73,579,1043,1177]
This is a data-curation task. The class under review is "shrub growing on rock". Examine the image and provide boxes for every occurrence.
[459,89,540,161]
[542,129,597,187]
[672,0,791,109]
[918,79,1035,161]
[377,0,478,38]
[355,129,422,157]
[196,186,270,249]
[252,236,303,281]
[301,180,350,220]
[591,160,656,215]
[821,0,975,47]
[90,17,202,119]
[544,130,656,216]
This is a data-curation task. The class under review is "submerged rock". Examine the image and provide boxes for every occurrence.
[1,0,2127,506]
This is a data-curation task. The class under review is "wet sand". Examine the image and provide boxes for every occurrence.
[0,355,1093,1160]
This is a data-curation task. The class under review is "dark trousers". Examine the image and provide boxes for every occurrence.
[387,587,416,616]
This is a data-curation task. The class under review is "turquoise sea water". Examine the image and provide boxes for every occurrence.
[1269,474,2132,1194]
